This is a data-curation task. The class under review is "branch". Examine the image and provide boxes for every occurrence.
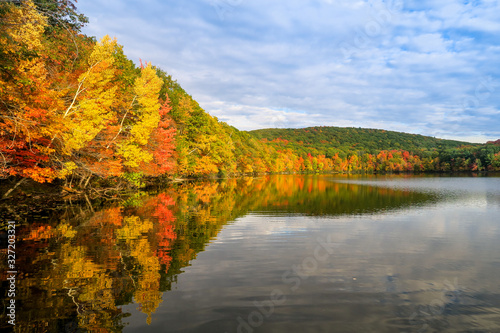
[105,95,136,150]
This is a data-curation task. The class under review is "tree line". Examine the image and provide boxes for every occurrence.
[253,127,500,173]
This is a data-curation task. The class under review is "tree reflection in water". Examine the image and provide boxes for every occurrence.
[0,175,438,332]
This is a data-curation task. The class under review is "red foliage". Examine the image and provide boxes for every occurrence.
[487,139,500,145]
[152,193,177,270]
[0,137,56,182]
[140,98,176,176]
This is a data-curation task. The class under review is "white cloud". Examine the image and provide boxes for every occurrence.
[410,33,451,53]
[78,0,500,143]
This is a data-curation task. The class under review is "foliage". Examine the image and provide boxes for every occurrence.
[0,0,58,182]
[0,1,176,187]
[120,172,145,189]
[32,0,88,32]
[249,127,499,173]
[250,127,474,158]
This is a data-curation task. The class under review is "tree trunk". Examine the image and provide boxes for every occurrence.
[83,174,92,188]
[2,178,27,199]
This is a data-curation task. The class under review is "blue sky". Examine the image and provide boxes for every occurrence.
[78,0,500,143]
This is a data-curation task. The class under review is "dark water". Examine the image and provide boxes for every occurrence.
[1,174,500,332]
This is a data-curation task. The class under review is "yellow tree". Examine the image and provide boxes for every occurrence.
[61,35,118,155]
[117,63,163,168]
[116,216,162,325]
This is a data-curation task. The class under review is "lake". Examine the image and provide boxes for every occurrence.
[1,174,500,332]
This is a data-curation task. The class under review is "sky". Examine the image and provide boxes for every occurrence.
[78,0,500,143]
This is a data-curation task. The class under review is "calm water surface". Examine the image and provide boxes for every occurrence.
[1,175,500,332]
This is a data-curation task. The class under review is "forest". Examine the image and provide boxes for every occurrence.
[1,0,500,192]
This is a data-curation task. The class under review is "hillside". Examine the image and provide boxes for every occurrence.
[249,127,476,159]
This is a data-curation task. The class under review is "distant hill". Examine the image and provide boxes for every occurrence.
[248,127,476,158]
[487,139,500,145]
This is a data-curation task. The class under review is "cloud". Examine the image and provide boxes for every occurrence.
[78,0,500,142]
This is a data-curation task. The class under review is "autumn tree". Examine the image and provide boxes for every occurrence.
[139,97,176,177]
[117,62,163,168]
[32,0,88,32]
[0,0,60,182]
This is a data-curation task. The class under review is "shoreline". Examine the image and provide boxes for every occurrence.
[1,170,498,203]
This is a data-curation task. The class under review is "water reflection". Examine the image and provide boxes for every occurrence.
[1,175,499,332]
